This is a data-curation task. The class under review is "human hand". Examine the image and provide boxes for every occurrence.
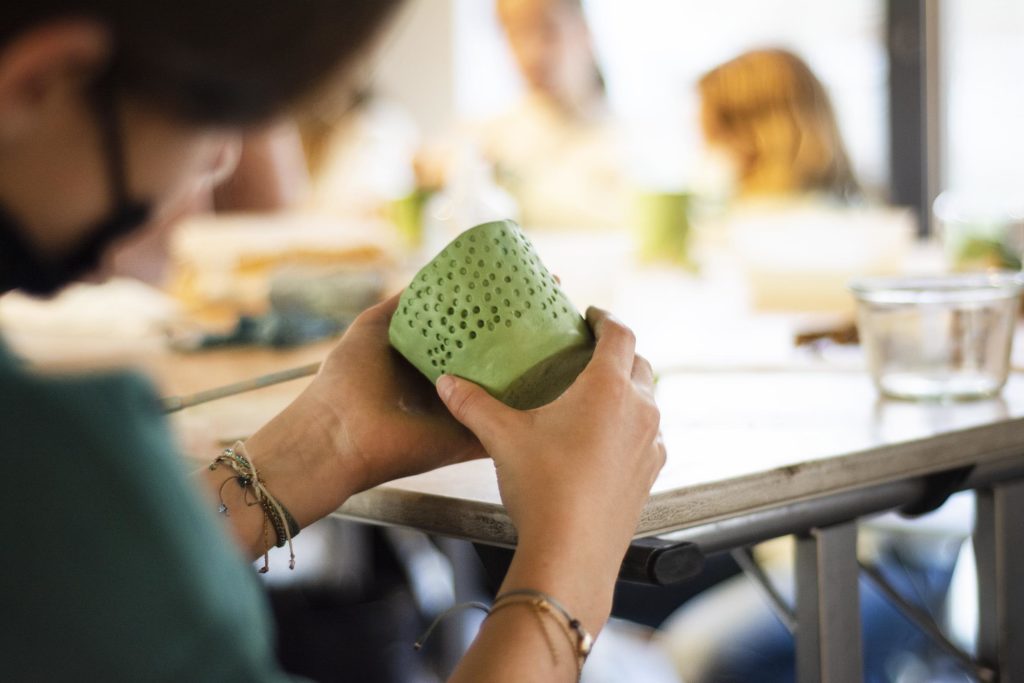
[435,308,664,628]
[243,293,485,532]
[303,293,487,493]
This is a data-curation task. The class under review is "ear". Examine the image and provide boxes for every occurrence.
[0,20,110,141]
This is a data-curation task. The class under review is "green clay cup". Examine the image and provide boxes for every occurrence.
[633,191,693,268]
[388,219,594,410]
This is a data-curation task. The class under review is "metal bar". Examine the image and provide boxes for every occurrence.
[887,0,940,236]
[969,456,1024,490]
[657,478,927,555]
[645,456,1024,557]
[860,562,994,682]
[975,479,1024,681]
[475,537,706,587]
[795,523,862,683]
[620,537,705,585]
[161,362,321,413]
[923,0,943,238]
[731,546,796,634]
[341,457,1024,589]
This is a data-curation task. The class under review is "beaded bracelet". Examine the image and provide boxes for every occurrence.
[209,441,299,572]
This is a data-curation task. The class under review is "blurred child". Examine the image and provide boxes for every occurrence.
[698,48,860,202]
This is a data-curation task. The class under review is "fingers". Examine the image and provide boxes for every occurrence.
[586,307,636,377]
[321,292,403,374]
[365,292,402,321]
[436,374,517,447]
[650,433,667,487]
[341,293,401,340]
[631,355,655,392]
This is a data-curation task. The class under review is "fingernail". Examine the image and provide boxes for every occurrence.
[436,374,455,402]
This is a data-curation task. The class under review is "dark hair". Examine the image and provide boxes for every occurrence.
[1,0,402,125]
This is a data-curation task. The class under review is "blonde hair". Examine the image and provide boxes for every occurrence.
[698,49,860,201]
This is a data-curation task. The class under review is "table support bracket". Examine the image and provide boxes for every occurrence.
[731,546,796,634]
[474,537,706,588]
[860,561,994,682]
[795,522,863,683]
[899,465,974,516]
[975,479,1024,682]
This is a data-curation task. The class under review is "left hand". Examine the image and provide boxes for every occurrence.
[299,293,486,494]
[219,293,483,551]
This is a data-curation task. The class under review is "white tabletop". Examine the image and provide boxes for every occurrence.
[338,370,1024,545]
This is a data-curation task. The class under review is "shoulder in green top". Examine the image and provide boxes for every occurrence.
[0,340,301,682]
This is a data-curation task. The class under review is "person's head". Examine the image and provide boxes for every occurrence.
[496,0,604,113]
[0,0,401,296]
[698,48,860,201]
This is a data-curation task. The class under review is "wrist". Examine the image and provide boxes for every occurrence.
[515,511,634,581]
[502,531,622,636]
[244,390,360,526]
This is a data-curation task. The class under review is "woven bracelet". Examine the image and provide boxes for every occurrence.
[209,441,299,571]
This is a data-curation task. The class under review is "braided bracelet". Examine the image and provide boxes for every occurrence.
[209,441,299,572]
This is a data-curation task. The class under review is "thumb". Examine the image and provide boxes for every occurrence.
[436,374,514,443]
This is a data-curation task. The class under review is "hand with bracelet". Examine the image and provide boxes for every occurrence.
[196,293,487,562]
[200,297,662,681]
[438,307,665,681]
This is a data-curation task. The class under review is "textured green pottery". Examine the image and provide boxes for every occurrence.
[389,219,594,409]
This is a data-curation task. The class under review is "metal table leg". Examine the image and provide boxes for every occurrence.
[795,522,863,683]
[975,479,1024,681]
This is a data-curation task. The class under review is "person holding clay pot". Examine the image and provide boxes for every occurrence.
[0,1,663,681]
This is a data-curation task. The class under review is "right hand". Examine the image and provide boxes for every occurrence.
[436,307,665,585]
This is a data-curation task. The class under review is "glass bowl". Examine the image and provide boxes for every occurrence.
[850,272,1024,401]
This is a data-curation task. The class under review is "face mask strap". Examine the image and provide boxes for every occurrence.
[88,69,134,209]
[0,66,151,296]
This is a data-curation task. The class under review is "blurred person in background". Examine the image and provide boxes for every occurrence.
[109,123,309,285]
[697,47,860,205]
[300,86,420,225]
[688,48,913,313]
[658,48,961,683]
[422,0,628,232]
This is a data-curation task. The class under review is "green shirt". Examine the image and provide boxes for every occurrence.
[0,340,299,681]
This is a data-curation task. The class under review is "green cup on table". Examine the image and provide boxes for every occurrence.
[389,188,435,248]
[633,190,693,267]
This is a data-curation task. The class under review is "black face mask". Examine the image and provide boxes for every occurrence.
[0,76,152,298]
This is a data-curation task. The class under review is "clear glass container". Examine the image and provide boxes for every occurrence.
[850,273,1024,401]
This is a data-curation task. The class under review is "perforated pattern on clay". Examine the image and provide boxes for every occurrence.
[398,222,575,371]
[388,220,592,408]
